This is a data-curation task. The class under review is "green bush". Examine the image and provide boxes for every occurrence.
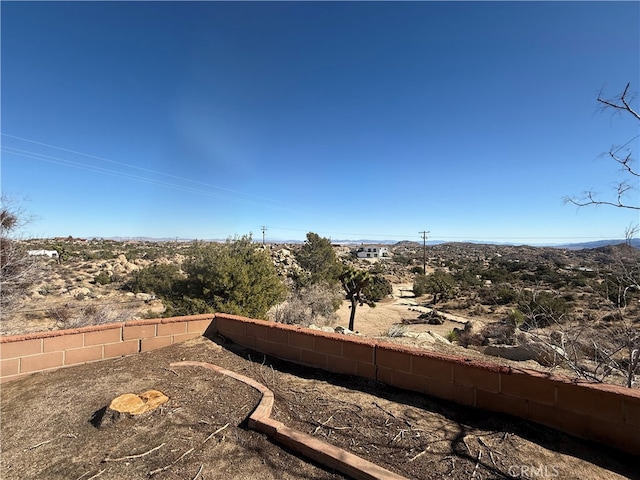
[124,264,183,296]
[93,272,112,285]
[364,274,393,301]
[183,236,287,319]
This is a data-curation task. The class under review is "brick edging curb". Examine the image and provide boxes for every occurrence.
[171,361,408,480]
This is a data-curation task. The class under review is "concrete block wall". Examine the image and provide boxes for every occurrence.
[2,312,639,456]
[213,313,640,456]
[0,314,214,383]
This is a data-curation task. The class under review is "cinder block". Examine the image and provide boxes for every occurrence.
[216,317,246,336]
[288,330,315,350]
[43,333,84,353]
[624,396,640,427]
[265,325,289,344]
[246,323,268,339]
[475,389,528,419]
[500,371,557,406]
[429,379,474,407]
[186,319,213,333]
[314,336,343,356]
[140,336,172,352]
[453,363,500,393]
[255,338,300,362]
[588,419,640,456]
[411,355,453,381]
[0,358,20,377]
[65,345,103,365]
[356,361,377,380]
[300,349,327,370]
[103,340,139,358]
[377,366,393,385]
[172,332,202,344]
[157,322,188,336]
[557,383,623,424]
[21,352,64,373]
[527,401,591,440]
[0,339,42,359]
[326,355,357,376]
[343,342,375,363]
[220,330,255,349]
[123,324,157,341]
[84,327,121,346]
[392,369,429,394]
[376,346,411,373]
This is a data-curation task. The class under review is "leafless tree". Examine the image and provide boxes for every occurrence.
[624,222,639,246]
[520,256,640,387]
[0,196,38,317]
[565,83,639,211]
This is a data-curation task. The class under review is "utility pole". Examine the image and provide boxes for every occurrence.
[419,230,429,274]
[261,226,267,245]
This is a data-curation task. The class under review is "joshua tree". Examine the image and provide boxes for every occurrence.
[339,266,374,331]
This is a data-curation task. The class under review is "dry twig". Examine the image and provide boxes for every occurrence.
[148,447,195,476]
[192,464,204,480]
[409,446,430,462]
[471,450,482,478]
[204,422,230,443]
[25,439,54,450]
[103,442,166,462]
[86,470,106,480]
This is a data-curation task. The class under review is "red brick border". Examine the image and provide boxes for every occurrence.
[171,361,408,480]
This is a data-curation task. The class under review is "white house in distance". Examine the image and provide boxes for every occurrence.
[27,249,59,259]
[355,245,389,259]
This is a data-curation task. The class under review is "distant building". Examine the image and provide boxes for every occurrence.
[27,249,59,258]
[355,245,389,259]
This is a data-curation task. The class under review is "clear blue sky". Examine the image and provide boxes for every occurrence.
[2,1,639,244]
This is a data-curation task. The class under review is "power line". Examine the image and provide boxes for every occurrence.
[0,133,309,211]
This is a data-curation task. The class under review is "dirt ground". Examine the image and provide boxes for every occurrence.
[1,336,637,480]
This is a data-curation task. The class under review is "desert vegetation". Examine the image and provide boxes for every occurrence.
[3,228,638,388]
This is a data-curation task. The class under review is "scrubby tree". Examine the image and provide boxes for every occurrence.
[124,264,184,297]
[1,196,37,316]
[364,273,393,302]
[339,266,374,331]
[413,269,455,304]
[295,232,342,287]
[182,236,287,319]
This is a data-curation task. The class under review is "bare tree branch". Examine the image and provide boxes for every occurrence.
[567,83,639,211]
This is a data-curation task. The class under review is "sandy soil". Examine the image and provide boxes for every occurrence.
[1,337,636,480]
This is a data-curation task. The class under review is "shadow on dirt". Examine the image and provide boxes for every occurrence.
[208,334,639,480]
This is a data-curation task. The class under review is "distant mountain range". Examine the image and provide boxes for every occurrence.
[100,237,640,249]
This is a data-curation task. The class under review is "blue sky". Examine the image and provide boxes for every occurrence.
[2,1,639,244]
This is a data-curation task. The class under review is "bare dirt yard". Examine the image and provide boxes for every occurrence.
[1,336,637,480]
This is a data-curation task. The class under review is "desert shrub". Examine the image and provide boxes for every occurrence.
[454,269,482,289]
[507,308,525,328]
[445,330,459,342]
[412,274,428,297]
[124,264,183,297]
[410,266,424,275]
[364,274,393,301]
[182,236,287,319]
[518,291,570,328]
[272,284,341,326]
[295,232,342,288]
[495,285,518,305]
[93,271,112,285]
[386,324,408,338]
[49,303,131,329]
[414,269,455,304]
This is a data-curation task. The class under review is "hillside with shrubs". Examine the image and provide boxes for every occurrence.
[3,234,639,387]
